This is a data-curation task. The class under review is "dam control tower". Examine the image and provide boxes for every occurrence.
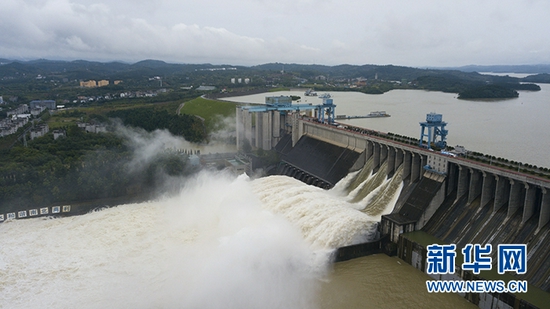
[419,112,448,150]
[236,95,336,151]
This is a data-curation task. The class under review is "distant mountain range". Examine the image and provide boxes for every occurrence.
[430,64,550,74]
[1,58,549,89]
[0,58,243,79]
[2,58,550,76]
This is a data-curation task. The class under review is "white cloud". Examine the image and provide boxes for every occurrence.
[0,0,549,66]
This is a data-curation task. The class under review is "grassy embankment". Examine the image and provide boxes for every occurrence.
[178,96,239,133]
[46,100,183,129]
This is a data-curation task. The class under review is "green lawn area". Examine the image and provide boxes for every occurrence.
[268,87,290,92]
[179,97,239,132]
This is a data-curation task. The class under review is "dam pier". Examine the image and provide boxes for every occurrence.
[236,95,550,309]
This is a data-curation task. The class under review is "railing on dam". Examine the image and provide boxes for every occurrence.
[297,118,550,188]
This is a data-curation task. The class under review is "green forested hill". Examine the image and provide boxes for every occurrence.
[0,127,199,212]
[107,108,207,143]
[0,59,545,109]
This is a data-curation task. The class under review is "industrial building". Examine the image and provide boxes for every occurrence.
[236,95,336,151]
[79,80,110,88]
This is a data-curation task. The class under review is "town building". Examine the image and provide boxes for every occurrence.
[30,100,56,110]
[30,106,47,116]
[80,80,97,88]
[6,104,29,117]
[53,129,66,140]
[0,118,26,137]
[80,80,112,88]
[77,122,107,133]
[196,86,216,91]
[30,124,49,140]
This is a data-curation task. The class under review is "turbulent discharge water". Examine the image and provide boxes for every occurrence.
[0,166,403,309]
[252,176,377,249]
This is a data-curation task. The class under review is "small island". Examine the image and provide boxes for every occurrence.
[457,83,541,100]
[458,84,519,99]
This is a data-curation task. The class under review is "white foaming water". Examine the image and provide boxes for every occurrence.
[252,176,379,249]
[0,172,327,309]
[0,167,403,309]
[357,166,404,220]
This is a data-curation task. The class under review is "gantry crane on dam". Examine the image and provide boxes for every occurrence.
[419,112,448,150]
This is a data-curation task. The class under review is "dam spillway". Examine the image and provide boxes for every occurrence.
[243,109,550,304]
[276,135,361,188]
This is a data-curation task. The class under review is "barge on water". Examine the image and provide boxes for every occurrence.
[336,111,391,119]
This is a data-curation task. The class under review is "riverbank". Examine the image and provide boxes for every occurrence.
[1,193,151,223]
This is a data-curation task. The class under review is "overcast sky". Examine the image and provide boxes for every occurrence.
[1,0,549,67]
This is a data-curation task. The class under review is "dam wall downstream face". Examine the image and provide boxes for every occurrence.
[276,135,361,188]
[275,119,550,297]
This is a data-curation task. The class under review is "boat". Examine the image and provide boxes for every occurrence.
[304,89,317,96]
[367,111,389,117]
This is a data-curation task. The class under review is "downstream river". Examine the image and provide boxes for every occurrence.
[0,172,476,309]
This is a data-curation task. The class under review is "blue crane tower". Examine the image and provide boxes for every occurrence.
[419,112,448,149]
[317,96,336,124]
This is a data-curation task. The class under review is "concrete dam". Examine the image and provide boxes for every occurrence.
[236,98,550,308]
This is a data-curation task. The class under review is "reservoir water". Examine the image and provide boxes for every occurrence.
[225,84,550,168]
